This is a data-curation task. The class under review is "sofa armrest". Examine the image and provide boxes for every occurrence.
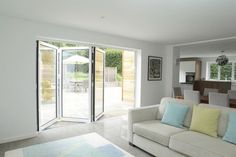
[128,105,159,143]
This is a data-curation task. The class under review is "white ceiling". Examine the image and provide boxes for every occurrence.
[179,38,236,58]
[0,0,236,44]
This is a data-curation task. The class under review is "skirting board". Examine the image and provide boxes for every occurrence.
[0,132,38,144]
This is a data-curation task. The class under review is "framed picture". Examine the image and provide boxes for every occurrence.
[148,56,162,81]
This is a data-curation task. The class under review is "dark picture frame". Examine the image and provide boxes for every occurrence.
[148,56,162,81]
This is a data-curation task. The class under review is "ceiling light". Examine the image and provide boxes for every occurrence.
[216,51,228,66]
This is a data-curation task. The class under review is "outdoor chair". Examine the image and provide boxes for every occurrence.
[82,80,89,92]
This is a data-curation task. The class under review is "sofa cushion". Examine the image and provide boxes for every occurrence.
[158,97,197,127]
[199,103,236,137]
[133,120,186,146]
[223,112,236,144]
[190,105,220,137]
[169,131,236,157]
[161,102,189,128]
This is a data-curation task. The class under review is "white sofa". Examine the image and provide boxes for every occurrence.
[128,97,236,157]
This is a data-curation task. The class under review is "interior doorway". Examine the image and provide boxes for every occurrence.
[37,40,136,130]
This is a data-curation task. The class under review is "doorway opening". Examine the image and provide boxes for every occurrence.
[104,48,135,118]
[37,40,136,131]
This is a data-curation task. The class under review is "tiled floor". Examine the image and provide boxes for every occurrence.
[0,116,153,157]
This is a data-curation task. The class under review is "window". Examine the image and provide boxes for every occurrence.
[208,62,235,81]
[210,63,218,80]
[220,63,232,80]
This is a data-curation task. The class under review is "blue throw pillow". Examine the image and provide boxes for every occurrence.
[223,112,236,144]
[161,102,189,128]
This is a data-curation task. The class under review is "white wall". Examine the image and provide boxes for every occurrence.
[0,15,167,143]
[164,46,174,97]
[163,46,181,97]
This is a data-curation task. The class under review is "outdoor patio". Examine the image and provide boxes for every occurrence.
[40,86,134,126]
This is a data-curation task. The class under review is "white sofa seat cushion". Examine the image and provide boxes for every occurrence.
[133,120,186,146]
[169,131,236,157]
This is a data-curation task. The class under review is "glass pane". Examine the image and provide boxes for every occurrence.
[122,51,135,103]
[62,49,90,119]
[95,49,104,117]
[39,44,57,126]
[220,63,232,80]
[210,63,218,79]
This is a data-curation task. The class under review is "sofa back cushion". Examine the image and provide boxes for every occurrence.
[161,102,189,128]
[157,97,197,127]
[223,112,236,144]
[190,105,220,137]
[199,103,236,137]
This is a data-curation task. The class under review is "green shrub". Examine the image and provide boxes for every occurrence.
[116,73,122,82]
[74,72,89,81]
[105,48,123,74]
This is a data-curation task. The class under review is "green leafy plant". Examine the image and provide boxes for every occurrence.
[105,48,123,74]
[116,73,122,82]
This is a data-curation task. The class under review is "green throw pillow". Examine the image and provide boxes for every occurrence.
[190,105,220,137]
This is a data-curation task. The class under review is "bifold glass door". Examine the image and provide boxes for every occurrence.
[38,41,58,130]
[92,47,105,121]
[37,42,105,130]
[61,48,91,121]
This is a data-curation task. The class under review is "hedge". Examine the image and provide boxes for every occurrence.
[105,48,123,74]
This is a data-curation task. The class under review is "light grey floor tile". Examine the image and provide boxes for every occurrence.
[0,116,153,157]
